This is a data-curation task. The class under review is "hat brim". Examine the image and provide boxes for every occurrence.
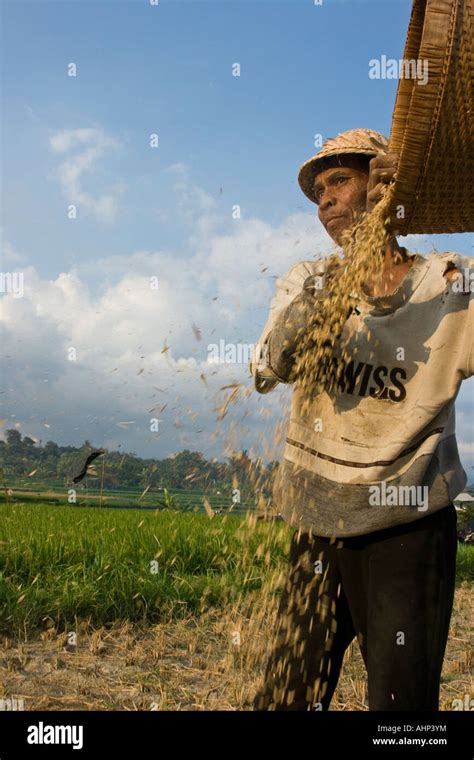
[298,148,379,204]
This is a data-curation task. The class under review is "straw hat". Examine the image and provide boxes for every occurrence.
[388,0,473,234]
[298,128,389,204]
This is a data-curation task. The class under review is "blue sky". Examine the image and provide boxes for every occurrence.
[3,0,471,277]
[1,0,473,478]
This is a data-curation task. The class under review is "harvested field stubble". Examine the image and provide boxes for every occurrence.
[0,582,471,711]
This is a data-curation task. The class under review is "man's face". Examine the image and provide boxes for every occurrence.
[312,155,370,246]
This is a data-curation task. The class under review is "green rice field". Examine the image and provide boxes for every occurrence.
[0,502,290,634]
[0,501,472,635]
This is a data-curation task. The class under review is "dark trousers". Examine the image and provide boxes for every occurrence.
[254,504,458,711]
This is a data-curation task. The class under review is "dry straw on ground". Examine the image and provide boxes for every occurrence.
[0,582,471,711]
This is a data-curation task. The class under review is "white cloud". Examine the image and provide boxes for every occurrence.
[49,128,114,154]
[1,182,473,472]
[165,161,217,222]
[49,128,124,223]
[0,204,327,459]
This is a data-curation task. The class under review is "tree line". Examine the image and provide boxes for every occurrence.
[0,429,277,498]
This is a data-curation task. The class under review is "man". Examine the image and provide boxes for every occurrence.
[250,129,473,711]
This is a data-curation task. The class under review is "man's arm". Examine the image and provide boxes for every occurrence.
[443,253,474,380]
[250,260,328,394]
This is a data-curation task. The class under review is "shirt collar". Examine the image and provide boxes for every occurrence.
[355,251,429,314]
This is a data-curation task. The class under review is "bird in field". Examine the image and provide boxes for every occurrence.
[72,449,105,484]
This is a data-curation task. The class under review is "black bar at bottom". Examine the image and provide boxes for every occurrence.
[0,710,472,758]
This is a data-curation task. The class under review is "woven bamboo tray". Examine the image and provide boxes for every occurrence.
[388,0,473,234]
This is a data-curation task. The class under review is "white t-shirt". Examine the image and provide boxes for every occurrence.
[250,251,474,537]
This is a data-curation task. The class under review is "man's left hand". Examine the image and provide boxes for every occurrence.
[366,152,399,213]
